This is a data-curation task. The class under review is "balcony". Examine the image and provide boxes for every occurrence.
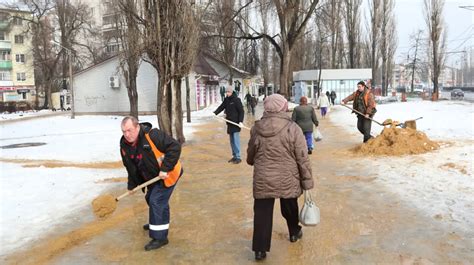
[0,60,12,69]
[0,40,11,50]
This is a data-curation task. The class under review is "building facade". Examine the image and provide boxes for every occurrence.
[292,69,372,104]
[0,8,36,104]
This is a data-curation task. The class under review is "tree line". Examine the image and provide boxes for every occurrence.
[7,0,449,142]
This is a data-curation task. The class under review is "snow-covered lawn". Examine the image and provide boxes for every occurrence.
[329,100,474,233]
[0,106,216,256]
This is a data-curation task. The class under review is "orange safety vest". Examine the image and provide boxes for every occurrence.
[144,133,182,187]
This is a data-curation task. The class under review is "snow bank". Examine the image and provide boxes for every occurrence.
[330,100,473,141]
[0,107,216,256]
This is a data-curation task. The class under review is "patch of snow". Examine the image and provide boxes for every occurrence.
[0,107,217,256]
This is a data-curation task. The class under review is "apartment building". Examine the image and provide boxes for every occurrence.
[0,8,35,104]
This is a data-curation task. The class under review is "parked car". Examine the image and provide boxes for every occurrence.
[450,89,464,100]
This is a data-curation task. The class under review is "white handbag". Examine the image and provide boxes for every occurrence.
[314,128,323,142]
[299,190,320,226]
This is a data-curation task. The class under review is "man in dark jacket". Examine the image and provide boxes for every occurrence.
[341,81,377,143]
[120,116,182,251]
[214,86,245,164]
[330,90,337,105]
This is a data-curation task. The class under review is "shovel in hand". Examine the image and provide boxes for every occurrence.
[341,104,384,126]
[215,115,251,130]
[92,176,163,219]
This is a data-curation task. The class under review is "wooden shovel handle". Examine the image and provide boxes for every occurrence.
[115,176,162,201]
[341,104,384,126]
[215,116,251,130]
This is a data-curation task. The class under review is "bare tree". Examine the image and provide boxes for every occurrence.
[259,0,270,94]
[321,0,343,69]
[116,0,142,118]
[142,0,199,143]
[343,0,362,68]
[408,30,423,93]
[380,0,395,96]
[424,0,446,101]
[369,0,381,87]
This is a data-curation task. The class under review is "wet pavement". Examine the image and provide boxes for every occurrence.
[4,104,473,264]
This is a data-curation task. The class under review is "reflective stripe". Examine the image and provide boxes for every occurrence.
[149,224,169,231]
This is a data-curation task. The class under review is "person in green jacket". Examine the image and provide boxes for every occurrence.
[292,96,319,154]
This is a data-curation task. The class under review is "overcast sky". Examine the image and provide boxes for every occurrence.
[392,0,473,66]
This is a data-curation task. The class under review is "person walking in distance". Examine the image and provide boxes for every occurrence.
[292,96,319,154]
[214,86,245,164]
[120,116,183,251]
[247,94,314,261]
[330,90,337,105]
[341,81,377,143]
[317,92,331,119]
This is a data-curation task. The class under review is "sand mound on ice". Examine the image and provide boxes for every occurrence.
[92,194,116,218]
[353,127,439,156]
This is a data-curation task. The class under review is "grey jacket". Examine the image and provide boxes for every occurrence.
[247,112,314,199]
[292,105,319,132]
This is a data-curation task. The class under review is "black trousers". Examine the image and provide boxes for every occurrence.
[252,198,301,252]
[357,115,372,142]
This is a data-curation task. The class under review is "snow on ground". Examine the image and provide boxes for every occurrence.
[330,100,473,141]
[0,109,55,121]
[329,100,474,233]
[0,107,216,256]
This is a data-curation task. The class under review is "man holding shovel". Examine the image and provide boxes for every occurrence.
[214,85,245,164]
[341,81,377,143]
[120,116,182,251]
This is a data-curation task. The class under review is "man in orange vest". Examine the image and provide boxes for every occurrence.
[341,81,377,143]
[120,116,183,251]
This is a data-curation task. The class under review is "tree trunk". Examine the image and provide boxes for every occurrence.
[157,76,172,134]
[186,75,191,123]
[432,41,439,101]
[279,48,291,98]
[127,75,138,118]
[173,77,185,143]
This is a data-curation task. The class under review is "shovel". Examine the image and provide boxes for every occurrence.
[92,176,162,218]
[215,116,251,130]
[341,104,384,126]
[399,117,423,129]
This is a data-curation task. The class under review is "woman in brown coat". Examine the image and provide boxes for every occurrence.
[247,94,314,261]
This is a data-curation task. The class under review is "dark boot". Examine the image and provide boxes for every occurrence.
[255,251,267,261]
[144,239,169,251]
[290,229,303,242]
[143,224,149,231]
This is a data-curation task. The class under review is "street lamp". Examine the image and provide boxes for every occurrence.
[51,40,75,119]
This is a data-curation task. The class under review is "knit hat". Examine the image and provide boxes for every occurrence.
[264,94,288,113]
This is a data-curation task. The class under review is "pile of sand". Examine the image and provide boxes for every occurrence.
[353,127,439,156]
[91,194,116,218]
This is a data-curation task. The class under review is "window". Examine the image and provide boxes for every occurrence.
[13,17,23,26]
[0,31,5,41]
[16,72,26,81]
[15,54,25,63]
[106,43,120,53]
[14,35,24,44]
[0,71,11,81]
[0,51,10,61]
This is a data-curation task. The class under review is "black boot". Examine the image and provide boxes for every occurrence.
[143,224,149,231]
[255,251,267,261]
[144,239,169,251]
[290,229,303,242]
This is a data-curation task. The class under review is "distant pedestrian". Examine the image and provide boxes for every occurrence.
[292,96,319,154]
[341,81,377,143]
[247,94,314,261]
[214,86,245,164]
[245,91,252,113]
[250,95,257,115]
[326,91,331,104]
[317,92,330,119]
[330,90,337,105]
[220,86,226,102]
